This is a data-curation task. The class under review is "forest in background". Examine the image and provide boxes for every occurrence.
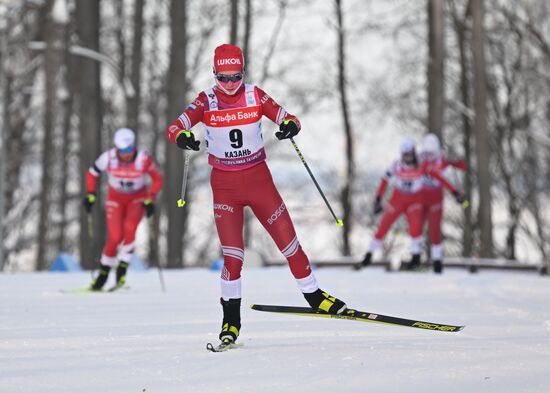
[1,0,550,271]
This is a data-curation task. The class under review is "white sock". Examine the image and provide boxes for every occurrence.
[221,278,241,301]
[296,272,319,294]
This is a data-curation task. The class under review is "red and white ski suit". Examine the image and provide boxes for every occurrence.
[420,152,466,260]
[166,84,319,300]
[367,159,458,255]
[86,149,163,267]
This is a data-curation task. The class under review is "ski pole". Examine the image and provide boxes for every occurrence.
[177,151,190,208]
[86,212,95,278]
[149,219,165,292]
[450,166,470,209]
[289,137,344,227]
[86,213,93,238]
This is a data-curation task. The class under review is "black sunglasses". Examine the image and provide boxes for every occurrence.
[216,73,243,83]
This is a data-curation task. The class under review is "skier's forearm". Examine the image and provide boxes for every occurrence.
[85,168,99,194]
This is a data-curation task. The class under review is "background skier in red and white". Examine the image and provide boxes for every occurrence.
[356,137,465,271]
[84,128,163,291]
[166,44,347,347]
[419,133,467,273]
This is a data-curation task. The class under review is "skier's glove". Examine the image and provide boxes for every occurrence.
[276,119,299,140]
[176,130,201,151]
[143,199,155,218]
[373,196,383,215]
[453,191,465,204]
[83,193,96,213]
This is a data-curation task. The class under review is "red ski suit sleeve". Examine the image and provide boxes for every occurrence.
[143,155,163,200]
[375,168,394,198]
[86,170,99,194]
[374,161,459,198]
[422,161,458,194]
[165,86,300,144]
[443,158,467,171]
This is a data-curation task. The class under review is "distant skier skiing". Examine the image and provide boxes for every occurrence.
[355,137,464,271]
[419,133,466,273]
[84,128,163,291]
[165,43,347,350]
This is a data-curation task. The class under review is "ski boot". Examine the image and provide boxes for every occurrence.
[303,289,347,315]
[353,252,372,271]
[433,260,443,274]
[112,261,129,290]
[402,254,421,271]
[219,298,241,344]
[89,264,111,291]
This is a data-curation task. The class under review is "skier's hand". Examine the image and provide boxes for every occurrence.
[453,190,465,204]
[373,196,383,215]
[82,193,96,213]
[143,199,155,218]
[176,130,200,151]
[276,119,299,140]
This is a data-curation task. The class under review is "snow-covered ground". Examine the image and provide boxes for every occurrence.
[1,267,550,393]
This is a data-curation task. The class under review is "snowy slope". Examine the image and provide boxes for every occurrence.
[1,268,550,393]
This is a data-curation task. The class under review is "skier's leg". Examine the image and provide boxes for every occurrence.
[427,200,444,273]
[249,164,346,314]
[115,196,145,286]
[211,169,246,342]
[404,200,424,270]
[91,199,123,290]
[360,195,405,267]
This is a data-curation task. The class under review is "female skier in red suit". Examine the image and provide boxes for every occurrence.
[356,137,464,271]
[166,44,347,346]
[84,128,163,290]
[419,133,466,273]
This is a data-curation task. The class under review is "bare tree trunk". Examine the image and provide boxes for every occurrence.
[471,0,493,257]
[451,0,474,256]
[58,18,75,253]
[165,0,188,268]
[145,5,163,266]
[76,0,103,269]
[241,0,253,247]
[335,0,354,256]
[230,0,239,45]
[127,0,144,132]
[1,6,44,268]
[115,0,126,87]
[0,20,8,269]
[524,135,548,262]
[259,1,288,85]
[242,0,252,73]
[37,0,64,270]
[427,0,445,138]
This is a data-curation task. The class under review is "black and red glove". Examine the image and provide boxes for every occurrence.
[276,119,299,140]
[453,191,466,204]
[82,193,96,213]
[176,130,200,151]
[143,199,155,218]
